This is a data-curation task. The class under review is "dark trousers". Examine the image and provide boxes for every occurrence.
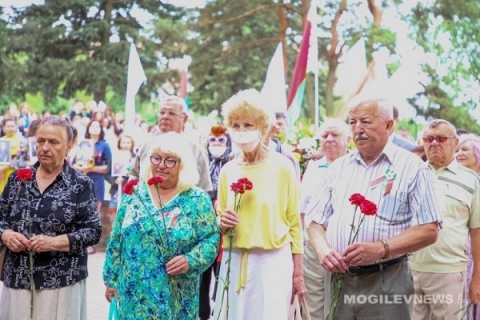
[324,260,414,320]
[199,261,219,319]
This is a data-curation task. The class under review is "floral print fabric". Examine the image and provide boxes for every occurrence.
[0,162,102,289]
[103,182,219,320]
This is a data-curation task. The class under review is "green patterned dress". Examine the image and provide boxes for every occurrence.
[103,182,220,320]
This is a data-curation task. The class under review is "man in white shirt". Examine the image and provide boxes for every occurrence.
[301,117,350,320]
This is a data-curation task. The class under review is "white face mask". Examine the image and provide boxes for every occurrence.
[209,146,227,158]
[230,130,261,153]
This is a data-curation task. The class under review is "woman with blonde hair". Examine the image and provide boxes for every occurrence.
[214,89,305,319]
[104,132,219,319]
[456,133,480,174]
[456,133,480,320]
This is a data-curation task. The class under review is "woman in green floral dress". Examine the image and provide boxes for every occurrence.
[103,132,220,320]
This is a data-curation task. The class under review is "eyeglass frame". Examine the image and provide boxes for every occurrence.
[422,136,456,143]
[208,136,228,144]
[149,155,179,168]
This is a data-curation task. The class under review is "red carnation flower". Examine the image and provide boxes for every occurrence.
[348,193,365,206]
[17,168,34,181]
[359,199,377,216]
[123,179,139,195]
[239,178,253,191]
[147,176,165,186]
[230,182,241,193]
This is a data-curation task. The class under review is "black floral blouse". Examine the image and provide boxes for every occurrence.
[0,161,102,290]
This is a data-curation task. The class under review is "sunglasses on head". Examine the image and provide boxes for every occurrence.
[422,136,455,143]
[208,137,227,144]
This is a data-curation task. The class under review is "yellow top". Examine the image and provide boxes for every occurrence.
[0,132,26,193]
[217,151,303,254]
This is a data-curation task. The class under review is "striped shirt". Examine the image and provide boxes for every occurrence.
[301,158,329,213]
[410,160,480,273]
[301,158,329,241]
[306,142,441,256]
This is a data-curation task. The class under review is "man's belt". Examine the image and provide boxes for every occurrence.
[347,255,408,276]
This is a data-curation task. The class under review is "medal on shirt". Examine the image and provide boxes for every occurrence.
[370,168,397,195]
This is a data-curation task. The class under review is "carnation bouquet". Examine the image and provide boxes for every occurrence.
[16,168,35,318]
[326,193,378,320]
[216,177,253,320]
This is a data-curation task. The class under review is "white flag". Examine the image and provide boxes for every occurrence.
[335,38,367,97]
[260,42,287,118]
[125,43,147,132]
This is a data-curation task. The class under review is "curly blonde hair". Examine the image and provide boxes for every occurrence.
[221,89,270,135]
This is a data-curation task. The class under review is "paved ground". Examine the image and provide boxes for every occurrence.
[87,200,112,320]
[87,251,110,320]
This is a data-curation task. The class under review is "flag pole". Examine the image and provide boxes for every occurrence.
[310,0,320,128]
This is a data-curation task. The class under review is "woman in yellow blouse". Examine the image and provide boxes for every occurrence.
[215,89,306,320]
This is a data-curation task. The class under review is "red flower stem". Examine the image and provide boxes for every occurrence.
[326,273,344,320]
[153,186,180,318]
[225,230,234,320]
[214,228,234,320]
[350,215,366,246]
[347,206,359,245]
[29,252,34,318]
[133,189,178,318]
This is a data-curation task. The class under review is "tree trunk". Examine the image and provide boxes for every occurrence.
[277,1,288,74]
[325,0,347,116]
[325,58,338,117]
[367,0,382,27]
[94,0,113,103]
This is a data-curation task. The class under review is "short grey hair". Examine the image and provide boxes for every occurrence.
[423,119,457,137]
[159,96,188,114]
[318,117,350,139]
[349,99,394,121]
[140,132,198,192]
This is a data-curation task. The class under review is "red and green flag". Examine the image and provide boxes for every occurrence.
[287,0,319,124]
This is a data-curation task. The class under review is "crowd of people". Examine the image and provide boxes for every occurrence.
[0,94,478,320]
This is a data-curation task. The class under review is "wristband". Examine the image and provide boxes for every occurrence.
[380,239,390,260]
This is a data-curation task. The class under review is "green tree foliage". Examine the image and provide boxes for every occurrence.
[0,0,478,134]
[2,0,185,109]
[183,0,304,115]
[407,0,480,134]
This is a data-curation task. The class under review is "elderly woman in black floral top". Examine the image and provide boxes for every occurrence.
[0,116,102,320]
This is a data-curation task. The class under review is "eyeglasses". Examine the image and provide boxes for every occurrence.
[422,136,456,143]
[208,137,227,144]
[149,156,178,168]
[158,110,184,118]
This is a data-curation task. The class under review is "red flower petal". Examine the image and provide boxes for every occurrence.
[17,168,34,181]
[147,176,164,186]
[348,193,365,206]
[123,180,139,195]
[359,200,377,216]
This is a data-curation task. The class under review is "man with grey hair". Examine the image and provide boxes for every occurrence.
[307,99,441,319]
[411,119,480,320]
[129,96,212,192]
[301,117,350,320]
